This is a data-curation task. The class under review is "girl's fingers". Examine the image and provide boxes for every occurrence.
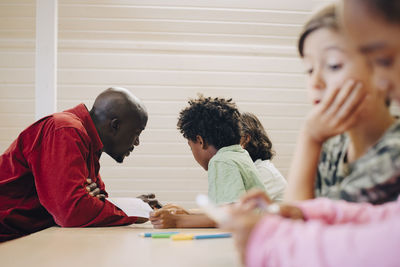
[318,82,343,113]
[304,80,365,143]
[337,95,368,131]
[327,80,358,115]
[335,82,366,120]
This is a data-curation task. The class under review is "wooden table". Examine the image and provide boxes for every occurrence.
[0,223,241,267]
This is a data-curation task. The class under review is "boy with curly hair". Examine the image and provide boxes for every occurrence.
[178,95,265,204]
[149,95,265,228]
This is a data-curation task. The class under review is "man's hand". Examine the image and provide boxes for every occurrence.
[85,178,106,201]
[136,193,163,209]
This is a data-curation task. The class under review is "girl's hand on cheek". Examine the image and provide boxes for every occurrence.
[304,79,368,144]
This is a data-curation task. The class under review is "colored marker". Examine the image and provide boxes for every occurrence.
[194,233,232,239]
[138,231,179,238]
[171,233,232,241]
[171,234,194,241]
[152,232,179,238]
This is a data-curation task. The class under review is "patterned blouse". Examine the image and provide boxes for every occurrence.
[316,121,400,204]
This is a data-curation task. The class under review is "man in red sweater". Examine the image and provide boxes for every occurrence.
[0,87,152,242]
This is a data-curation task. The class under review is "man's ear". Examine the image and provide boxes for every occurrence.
[196,135,208,149]
[110,118,120,135]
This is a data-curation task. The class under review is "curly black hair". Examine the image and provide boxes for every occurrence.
[240,112,275,161]
[177,95,241,150]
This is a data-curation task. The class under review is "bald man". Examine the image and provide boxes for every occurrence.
[0,87,153,242]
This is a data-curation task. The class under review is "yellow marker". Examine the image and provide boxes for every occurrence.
[171,234,194,241]
[171,233,232,241]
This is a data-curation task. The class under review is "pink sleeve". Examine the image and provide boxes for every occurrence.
[246,214,400,267]
[297,197,400,224]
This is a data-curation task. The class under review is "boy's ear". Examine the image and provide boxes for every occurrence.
[196,135,208,149]
[243,134,251,146]
[110,118,120,135]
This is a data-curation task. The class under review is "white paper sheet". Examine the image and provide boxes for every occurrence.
[107,197,153,218]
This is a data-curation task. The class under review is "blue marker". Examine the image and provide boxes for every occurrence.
[193,233,232,240]
[172,233,232,240]
[139,231,179,238]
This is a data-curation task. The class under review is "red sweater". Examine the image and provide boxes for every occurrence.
[0,104,136,242]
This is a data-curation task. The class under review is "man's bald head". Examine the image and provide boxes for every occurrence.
[90,87,148,163]
[91,87,147,124]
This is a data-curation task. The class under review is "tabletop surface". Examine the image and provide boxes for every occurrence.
[0,223,241,267]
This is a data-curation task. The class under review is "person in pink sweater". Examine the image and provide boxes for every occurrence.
[221,1,400,266]
[231,191,400,267]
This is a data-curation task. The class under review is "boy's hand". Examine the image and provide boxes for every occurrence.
[162,204,190,215]
[305,80,367,144]
[149,209,178,228]
[85,178,106,201]
[136,193,163,209]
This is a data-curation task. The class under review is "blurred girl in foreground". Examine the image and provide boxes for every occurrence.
[222,2,400,266]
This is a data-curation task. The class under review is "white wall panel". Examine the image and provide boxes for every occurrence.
[0,0,334,208]
[0,0,35,152]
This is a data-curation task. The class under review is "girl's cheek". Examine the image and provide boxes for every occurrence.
[327,70,348,93]
[344,59,370,83]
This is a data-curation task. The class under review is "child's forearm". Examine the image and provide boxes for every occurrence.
[176,213,217,228]
[284,128,323,202]
[188,208,203,214]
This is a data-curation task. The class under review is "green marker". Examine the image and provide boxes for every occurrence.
[139,231,179,238]
[151,233,179,238]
